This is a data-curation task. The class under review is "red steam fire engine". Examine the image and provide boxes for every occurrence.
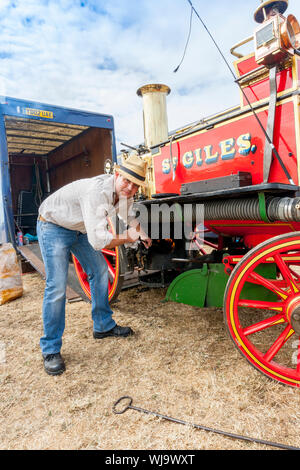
[74,0,300,387]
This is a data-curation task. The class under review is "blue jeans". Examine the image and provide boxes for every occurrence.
[37,220,116,355]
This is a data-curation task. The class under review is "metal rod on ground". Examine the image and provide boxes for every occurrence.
[113,396,300,451]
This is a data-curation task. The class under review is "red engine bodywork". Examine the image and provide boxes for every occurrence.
[150,53,300,247]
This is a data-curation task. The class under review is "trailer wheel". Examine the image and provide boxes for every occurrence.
[72,218,125,303]
[224,232,300,387]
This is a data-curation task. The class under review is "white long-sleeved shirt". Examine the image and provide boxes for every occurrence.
[38,174,136,250]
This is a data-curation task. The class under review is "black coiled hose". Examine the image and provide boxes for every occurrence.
[139,196,300,223]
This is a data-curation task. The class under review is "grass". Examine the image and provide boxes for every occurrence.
[0,272,300,450]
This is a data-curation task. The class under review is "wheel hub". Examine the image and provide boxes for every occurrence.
[290,308,300,335]
[286,297,300,334]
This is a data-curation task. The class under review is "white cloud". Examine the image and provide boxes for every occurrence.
[0,0,299,152]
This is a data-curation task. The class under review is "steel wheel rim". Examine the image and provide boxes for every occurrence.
[224,232,300,387]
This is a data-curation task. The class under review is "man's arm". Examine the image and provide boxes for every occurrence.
[104,226,142,249]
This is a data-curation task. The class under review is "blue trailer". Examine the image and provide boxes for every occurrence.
[0,96,118,300]
[0,96,117,246]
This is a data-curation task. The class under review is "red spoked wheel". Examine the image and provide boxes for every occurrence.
[224,232,300,387]
[72,218,125,303]
[188,224,218,257]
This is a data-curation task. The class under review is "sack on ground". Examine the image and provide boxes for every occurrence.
[0,243,23,305]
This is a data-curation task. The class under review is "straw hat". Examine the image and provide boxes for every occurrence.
[115,152,148,187]
[254,0,288,23]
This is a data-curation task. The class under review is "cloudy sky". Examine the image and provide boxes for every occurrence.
[0,0,299,151]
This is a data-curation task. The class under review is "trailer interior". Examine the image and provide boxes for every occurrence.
[6,115,113,239]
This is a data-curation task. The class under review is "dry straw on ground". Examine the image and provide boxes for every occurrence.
[1,271,300,450]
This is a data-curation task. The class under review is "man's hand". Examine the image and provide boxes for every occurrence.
[126,226,141,243]
[104,227,152,249]
[140,237,152,249]
[127,224,152,248]
[133,224,152,249]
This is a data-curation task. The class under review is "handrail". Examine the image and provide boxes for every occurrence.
[230,36,254,58]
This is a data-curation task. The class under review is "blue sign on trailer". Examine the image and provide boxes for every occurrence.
[0,96,116,245]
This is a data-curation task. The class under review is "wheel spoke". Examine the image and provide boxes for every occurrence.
[238,299,283,311]
[263,325,294,362]
[273,253,300,293]
[101,248,116,257]
[103,254,115,279]
[286,266,300,283]
[196,238,218,249]
[249,271,288,300]
[242,313,286,336]
[269,279,290,288]
[193,238,207,254]
[242,277,286,288]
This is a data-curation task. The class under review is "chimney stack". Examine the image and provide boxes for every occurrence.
[137,83,170,148]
